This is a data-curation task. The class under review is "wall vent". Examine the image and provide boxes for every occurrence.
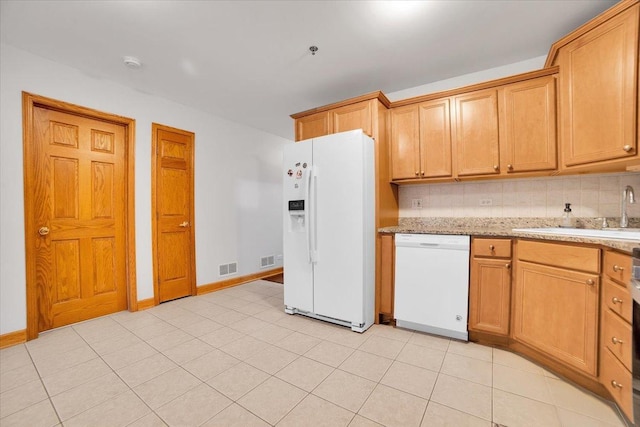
[260,255,275,268]
[219,262,238,277]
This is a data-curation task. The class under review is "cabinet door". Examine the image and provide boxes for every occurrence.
[469,257,511,335]
[379,234,395,317]
[332,101,373,137]
[500,75,557,173]
[295,111,331,142]
[454,89,500,177]
[390,105,420,180]
[419,98,453,178]
[558,4,639,167]
[601,348,633,421]
[514,261,599,376]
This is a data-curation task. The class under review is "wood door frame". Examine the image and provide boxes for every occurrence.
[22,92,137,340]
[151,123,196,305]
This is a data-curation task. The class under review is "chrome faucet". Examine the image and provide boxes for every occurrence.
[620,185,636,228]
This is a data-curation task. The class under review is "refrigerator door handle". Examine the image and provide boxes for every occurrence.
[310,168,318,263]
[305,167,313,264]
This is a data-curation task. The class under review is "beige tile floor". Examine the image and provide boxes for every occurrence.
[0,280,630,427]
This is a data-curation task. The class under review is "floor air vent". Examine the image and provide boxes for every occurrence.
[261,255,275,268]
[219,262,237,277]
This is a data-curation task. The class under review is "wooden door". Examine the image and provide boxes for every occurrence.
[453,89,500,177]
[26,102,130,335]
[469,257,511,335]
[152,124,196,303]
[390,105,420,180]
[419,98,453,178]
[295,111,331,142]
[513,261,599,376]
[558,4,639,167]
[500,75,557,174]
[331,101,373,136]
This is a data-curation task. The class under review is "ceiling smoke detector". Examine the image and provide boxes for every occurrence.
[123,56,142,69]
[309,46,318,56]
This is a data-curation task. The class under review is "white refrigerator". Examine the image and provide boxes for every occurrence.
[283,130,375,333]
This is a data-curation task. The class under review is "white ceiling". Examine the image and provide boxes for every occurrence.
[0,0,617,140]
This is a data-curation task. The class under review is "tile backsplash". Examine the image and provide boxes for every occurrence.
[398,172,640,219]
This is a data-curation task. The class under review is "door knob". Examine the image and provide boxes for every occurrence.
[179,221,189,227]
[38,227,50,236]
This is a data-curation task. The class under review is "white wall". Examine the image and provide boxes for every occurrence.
[0,44,289,335]
[386,55,547,101]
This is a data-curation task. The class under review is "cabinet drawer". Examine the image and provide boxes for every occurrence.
[603,278,632,324]
[473,238,511,258]
[603,250,631,285]
[603,309,632,370]
[601,348,633,421]
[517,240,600,273]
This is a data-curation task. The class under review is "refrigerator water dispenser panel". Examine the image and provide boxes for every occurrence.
[288,199,306,232]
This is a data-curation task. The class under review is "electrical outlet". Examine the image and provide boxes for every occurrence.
[479,198,493,206]
[411,199,423,209]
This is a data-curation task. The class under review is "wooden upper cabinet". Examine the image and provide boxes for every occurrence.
[390,105,420,180]
[390,98,452,181]
[454,89,500,177]
[295,111,331,142]
[556,3,639,168]
[332,101,373,137]
[499,75,557,174]
[420,98,453,178]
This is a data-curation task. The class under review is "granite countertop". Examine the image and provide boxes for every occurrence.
[379,217,640,253]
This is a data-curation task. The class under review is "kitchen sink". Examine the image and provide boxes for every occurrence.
[512,227,640,241]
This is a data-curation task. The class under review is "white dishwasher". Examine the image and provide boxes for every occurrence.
[394,233,470,341]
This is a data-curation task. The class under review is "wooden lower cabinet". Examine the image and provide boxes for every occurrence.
[599,250,633,421]
[601,348,633,420]
[469,238,512,336]
[378,234,395,322]
[513,241,600,376]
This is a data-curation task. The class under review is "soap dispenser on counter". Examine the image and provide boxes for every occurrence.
[561,203,576,228]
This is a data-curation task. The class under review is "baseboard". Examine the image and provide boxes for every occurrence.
[137,298,155,310]
[0,329,27,349]
[197,267,284,295]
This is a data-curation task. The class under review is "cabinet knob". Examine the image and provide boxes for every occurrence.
[586,279,595,286]
[421,171,425,176]
[612,336,624,345]
[623,144,633,152]
[507,164,513,170]
[415,171,419,176]
[38,226,50,236]
[505,263,511,269]
[489,245,495,251]
[613,265,625,272]
[493,165,499,171]
[611,380,623,389]
[612,297,624,304]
